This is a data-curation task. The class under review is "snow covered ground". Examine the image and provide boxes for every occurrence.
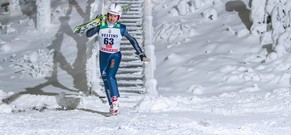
[1,0,291,134]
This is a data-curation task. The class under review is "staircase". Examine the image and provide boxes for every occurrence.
[101,0,146,96]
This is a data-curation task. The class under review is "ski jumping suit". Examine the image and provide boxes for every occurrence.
[86,21,143,105]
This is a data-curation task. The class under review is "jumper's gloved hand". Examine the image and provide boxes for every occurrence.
[95,14,103,20]
[139,53,149,61]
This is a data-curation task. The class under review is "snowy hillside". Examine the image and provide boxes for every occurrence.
[1,0,291,134]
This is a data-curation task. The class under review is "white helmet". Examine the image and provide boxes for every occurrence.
[108,3,122,17]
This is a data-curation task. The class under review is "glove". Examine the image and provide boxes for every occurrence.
[95,14,103,20]
[139,53,148,61]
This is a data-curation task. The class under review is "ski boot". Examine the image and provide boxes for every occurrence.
[110,96,119,115]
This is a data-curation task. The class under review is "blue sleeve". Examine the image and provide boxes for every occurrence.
[120,24,126,36]
[86,26,100,37]
[123,29,143,55]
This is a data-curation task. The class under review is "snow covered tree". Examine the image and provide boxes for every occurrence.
[9,0,22,16]
[36,0,51,31]
[250,0,267,34]
[251,0,291,60]
[272,28,291,58]
[271,3,287,39]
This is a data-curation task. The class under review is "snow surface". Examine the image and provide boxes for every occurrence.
[1,0,291,134]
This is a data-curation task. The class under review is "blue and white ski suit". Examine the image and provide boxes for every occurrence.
[86,20,143,105]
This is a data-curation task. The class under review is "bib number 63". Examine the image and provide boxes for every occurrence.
[104,38,114,45]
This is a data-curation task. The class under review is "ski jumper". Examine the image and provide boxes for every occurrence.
[86,20,143,105]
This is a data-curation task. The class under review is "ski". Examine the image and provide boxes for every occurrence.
[73,4,131,34]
